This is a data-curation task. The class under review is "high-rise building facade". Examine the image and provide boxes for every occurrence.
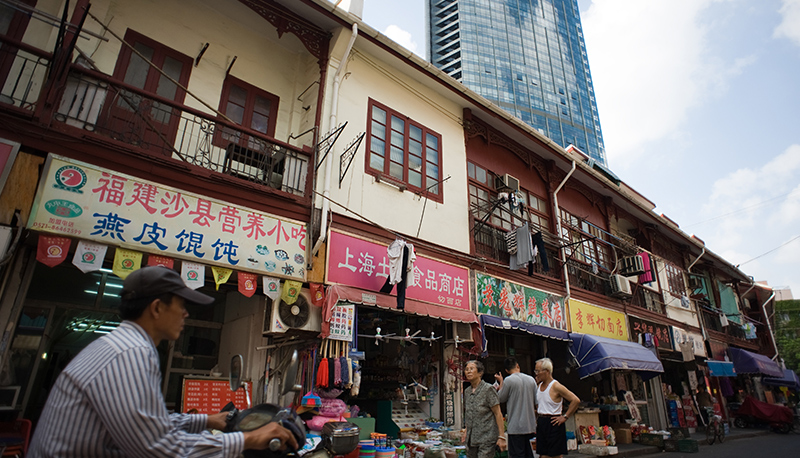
[428,0,607,165]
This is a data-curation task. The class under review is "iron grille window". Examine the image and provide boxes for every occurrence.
[664,262,686,297]
[558,208,611,271]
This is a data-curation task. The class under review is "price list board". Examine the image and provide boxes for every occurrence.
[181,378,252,414]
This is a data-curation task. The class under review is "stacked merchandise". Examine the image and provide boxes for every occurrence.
[680,396,698,429]
[667,400,682,428]
[577,425,618,456]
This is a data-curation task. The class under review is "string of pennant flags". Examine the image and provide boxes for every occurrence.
[37,234,305,303]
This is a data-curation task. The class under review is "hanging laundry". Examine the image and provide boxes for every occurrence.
[505,230,518,255]
[380,241,416,310]
[638,252,654,283]
[509,223,534,271]
[532,231,549,271]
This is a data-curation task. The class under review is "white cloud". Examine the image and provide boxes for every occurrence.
[774,0,800,47]
[581,0,754,165]
[383,24,419,55]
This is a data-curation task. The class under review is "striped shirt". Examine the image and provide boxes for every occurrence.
[28,321,245,458]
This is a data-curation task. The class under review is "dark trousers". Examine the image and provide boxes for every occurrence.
[508,433,536,458]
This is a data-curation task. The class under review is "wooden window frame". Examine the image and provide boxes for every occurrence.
[214,74,280,148]
[366,99,443,202]
[664,262,686,297]
[558,208,612,271]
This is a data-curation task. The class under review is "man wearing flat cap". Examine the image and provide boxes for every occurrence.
[29,266,297,457]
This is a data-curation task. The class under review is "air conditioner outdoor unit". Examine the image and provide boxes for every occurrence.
[687,275,702,291]
[619,255,645,276]
[609,274,633,298]
[446,322,473,343]
[496,174,520,192]
[263,289,321,334]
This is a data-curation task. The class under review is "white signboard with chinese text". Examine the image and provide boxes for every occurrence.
[328,303,355,341]
[28,155,306,280]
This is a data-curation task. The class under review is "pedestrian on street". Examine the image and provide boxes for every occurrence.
[534,358,580,458]
[463,360,507,458]
[495,357,537,458]
[29,266,298,458]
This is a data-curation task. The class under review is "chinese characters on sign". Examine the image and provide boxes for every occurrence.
[475,273,567,330]
[628,315,673,351]
[568,299,629,341]
[328,303,355,341]
[327,231,469,310]
[181,379,251,414]
[28,156,306,280]
[671,327,707,357]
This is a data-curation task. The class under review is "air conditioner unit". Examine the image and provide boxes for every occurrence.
[687,275,702,291]
[609,274,633,298]
[496,174,520,192]
[263,288,321,334]
[619,255,645,276]
[445,322,473,343]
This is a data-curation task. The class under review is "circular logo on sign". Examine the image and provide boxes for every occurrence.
[121,259,134,269]
[268,282,278,292]
[47,245,62,257]
[274,250,288,261]
[53,165,87,193]
[82,252,96,263]
[245,279,254,289]
[187,270,198,280]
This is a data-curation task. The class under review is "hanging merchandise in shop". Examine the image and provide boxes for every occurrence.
[326,230,469,311]
[475,272,567,329]
[28,155,307,280]
[569,299,629,341]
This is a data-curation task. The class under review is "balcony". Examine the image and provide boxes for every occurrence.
[629,287,666,315]
[565,258,609,296]
[0,40,309,197]
[473,223,560,280]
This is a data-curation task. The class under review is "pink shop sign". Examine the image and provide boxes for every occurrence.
[327,230,470,310]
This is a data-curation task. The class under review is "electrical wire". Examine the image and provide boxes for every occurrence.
[685,189,800,228]
[736,234,800,267]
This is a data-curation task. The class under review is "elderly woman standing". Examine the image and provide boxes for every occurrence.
[462,360,506,458]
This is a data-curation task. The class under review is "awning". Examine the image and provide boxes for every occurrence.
[727,347,783,378]
[569,333,664,380]
[480,315,570,353]
[762,369,800,390]
[706,360,737,377]
[321,284,478,338]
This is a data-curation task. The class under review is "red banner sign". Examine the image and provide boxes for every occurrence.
[37,234,71,267]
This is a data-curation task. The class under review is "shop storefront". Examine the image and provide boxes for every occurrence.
[728,347,784,403]
[322,229,477,436]
[660,326,707,429]
[4,155,308,421]
[567,300,667,431]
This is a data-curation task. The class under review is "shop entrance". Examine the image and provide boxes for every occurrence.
[4,257,227,424]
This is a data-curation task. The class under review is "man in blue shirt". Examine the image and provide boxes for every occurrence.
[29,266,297,457]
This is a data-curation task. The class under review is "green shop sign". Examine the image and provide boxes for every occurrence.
[476,272,567,330]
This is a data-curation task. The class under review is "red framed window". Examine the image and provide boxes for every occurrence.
[366,99,442,200]
[215,75,279,148]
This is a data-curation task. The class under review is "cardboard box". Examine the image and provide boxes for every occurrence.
[613,428,632,444]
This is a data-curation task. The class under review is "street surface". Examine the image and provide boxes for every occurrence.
[638,431,800,458]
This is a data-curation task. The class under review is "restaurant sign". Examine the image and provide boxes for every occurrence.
[569,299,629,341]
[475,272,566,330]
[28,155,307,280]
[628,315,673,351]
[327,230,469,309]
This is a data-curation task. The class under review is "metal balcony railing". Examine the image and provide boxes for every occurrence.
[701,308,723,333]
[630,287,666,315]
[0,35,51,113]
[565,258,609,295]
[50,65,308,196]
[473,223,561,280]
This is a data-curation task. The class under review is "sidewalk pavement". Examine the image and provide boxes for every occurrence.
[575,426,771,458]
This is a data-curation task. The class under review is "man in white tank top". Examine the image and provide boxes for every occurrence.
[534,358,580,458]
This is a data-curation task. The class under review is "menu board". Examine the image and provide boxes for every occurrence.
[182,378,252,414]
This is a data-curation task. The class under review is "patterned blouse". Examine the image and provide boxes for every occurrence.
[465,380,500,446]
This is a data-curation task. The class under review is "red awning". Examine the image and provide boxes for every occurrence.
[321,284,477,338]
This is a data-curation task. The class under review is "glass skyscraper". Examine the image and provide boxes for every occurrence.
[428,0,607,166]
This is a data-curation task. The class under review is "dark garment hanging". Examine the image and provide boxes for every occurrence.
[328,357,336,388]
[380,245,410,310]
[532,231,549,271]
[339,356,349,385]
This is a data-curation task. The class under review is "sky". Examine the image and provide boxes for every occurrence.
[361,0,800,297]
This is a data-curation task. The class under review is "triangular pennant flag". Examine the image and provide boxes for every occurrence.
[263,276,281,301]
[37,234,71,268]
[281,280,302,305]
[112,248,142,279]
[182,262,205,290]
[72,240,108,273]
[238,272,257,297]
[212,266,232,291]
[147,255,174,269]
[310,283,324,307]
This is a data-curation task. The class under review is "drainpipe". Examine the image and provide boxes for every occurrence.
[312,23,358,258]
[687,247,705,273]
[553,161,576,304]
[762,292,781,361]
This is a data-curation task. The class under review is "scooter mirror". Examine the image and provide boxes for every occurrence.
[230,354,244,392]
[281,350,303,397]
